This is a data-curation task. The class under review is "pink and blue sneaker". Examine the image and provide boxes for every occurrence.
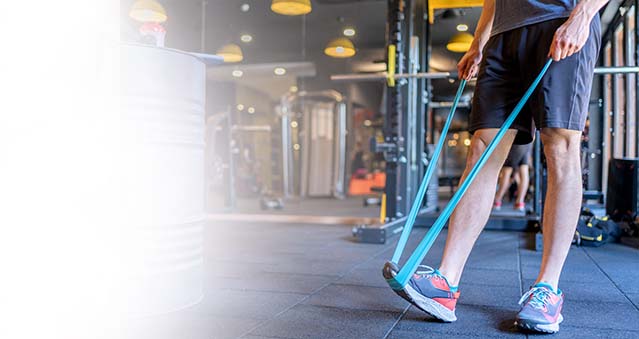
[516,283,564,333]
[383,262,460,322]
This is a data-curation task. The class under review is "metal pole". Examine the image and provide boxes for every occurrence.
[636,0,639,156]
[331,66,639,83]
[430,101,471,108]
[415,0,427,204]
[331,72,452,81]
[593,66,639,74]
[383,0,404,220]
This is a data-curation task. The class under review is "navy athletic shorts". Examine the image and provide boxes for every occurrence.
[504,143,532,168]
[470,16,601,145]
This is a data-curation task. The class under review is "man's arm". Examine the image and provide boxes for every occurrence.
[458,0,495,80]
[549,0,610,61]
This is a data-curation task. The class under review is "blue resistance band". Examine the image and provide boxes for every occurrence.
[387,59,553,290]
[391,79,467,264]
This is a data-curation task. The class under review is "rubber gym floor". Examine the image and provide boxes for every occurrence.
[125,203,639,339]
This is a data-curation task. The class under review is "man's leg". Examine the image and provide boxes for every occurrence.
[535,128,582,289]
[515,164,530,205]
[494,166,514,204]
[438,128,517,285]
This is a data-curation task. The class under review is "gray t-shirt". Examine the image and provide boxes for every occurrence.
[492,0,577,36]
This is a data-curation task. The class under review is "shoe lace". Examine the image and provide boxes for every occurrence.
[518,287,551,310]
[415,265,436,275]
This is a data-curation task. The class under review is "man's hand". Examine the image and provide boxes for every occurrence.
[548,11,592,61]
[457,43,482,80]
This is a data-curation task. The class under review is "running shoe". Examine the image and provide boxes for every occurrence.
[516,283,564,333]
[493,200,502,211]
[383,262,459,322]
[514,202,526,212]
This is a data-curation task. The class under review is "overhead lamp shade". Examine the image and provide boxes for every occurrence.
[324,38,356,58]
[271,0,312,16]
[216,44,243,63]
[129,0,168,23]
[446,32,474,53]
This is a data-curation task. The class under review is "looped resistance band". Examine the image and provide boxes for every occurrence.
[387,59,553,291]
[391,79,467,264]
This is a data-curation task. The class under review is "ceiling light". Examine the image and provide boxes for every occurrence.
[237,104,245,111]
[364,120,372,127]
[324,37,356,58]
[247,107,255,114]
[216,44,243,63]
[271,0,312,16]
[446,32,473,53]
[293,143,301,150]
[240,34,253,43]
[343,28,356,37]
[289,85,298,92]
[274,67,286,76]
[129,0,167,23]
[290,121,298,128]
[232,70,243,77]
[456,24,469,32]
[240,3,250,12]
[463,138,471,146]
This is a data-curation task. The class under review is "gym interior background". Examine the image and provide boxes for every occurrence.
[118,0,639,338]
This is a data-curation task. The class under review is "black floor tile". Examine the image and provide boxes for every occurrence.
[304,283,408,312]
[628,293,639,308]
[206,272,335,295]
[242,336,294,339]
[388,329,514,339]
[261,259,360,276]
[525,326,639,339]
[123,311,262,339]
[250,304,401,339]
[458,267,521,288]
[193,289,306,320]
[459,283,522,307]
[395,304,525,338]
[561,300,639,331]
[336,266,389,288]
[520,262,607,283]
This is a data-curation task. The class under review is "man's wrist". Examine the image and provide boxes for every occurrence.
[573,0,606,20]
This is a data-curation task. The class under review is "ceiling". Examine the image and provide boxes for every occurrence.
[121,0,482,104]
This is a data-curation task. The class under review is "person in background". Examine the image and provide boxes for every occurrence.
[494,143,532,212]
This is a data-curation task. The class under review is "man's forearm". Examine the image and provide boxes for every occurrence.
[472,0,495,50]
[570,0,609,21]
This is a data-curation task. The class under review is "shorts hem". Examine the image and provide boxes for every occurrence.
[539,121,584,131]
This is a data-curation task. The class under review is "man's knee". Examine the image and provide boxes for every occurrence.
[540,128,581,175]
[466,134,489,167]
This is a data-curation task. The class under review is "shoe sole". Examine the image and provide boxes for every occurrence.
[382,262,457,322]
[516,314,563,333]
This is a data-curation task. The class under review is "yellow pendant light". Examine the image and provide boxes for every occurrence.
[216,44,244,63]
[271,0,312,16]
[129,0,168,23]
[446,32,474,53]
[324,37,356,58]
